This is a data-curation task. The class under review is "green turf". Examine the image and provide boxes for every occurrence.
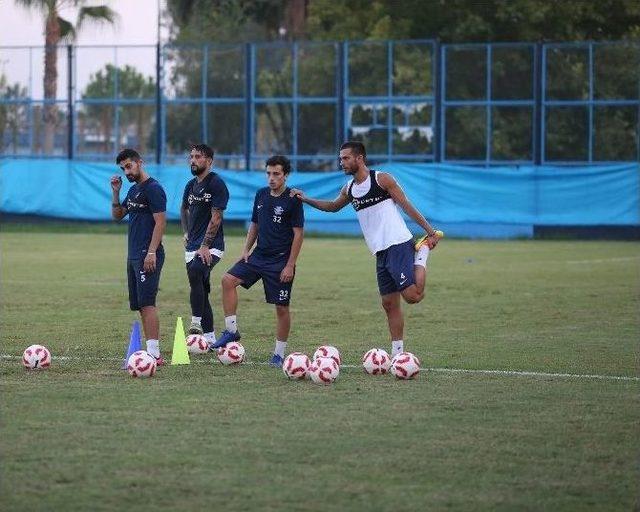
[1,230,639,511]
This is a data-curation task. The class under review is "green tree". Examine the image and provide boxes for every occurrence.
[15,0,117,154]
[80,64,155,155]
[164,0,639,165]
[306,0,640,42]
[0,74,29,154]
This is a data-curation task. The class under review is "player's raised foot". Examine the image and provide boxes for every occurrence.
[154,355,165,367]
[209,329,241,350]
[268,354,284,368]
[414,230,444,251]
[188,322,204,335]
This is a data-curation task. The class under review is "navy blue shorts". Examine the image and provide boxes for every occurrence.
[127,250,164,311]
[227,253,294,306]
[376,240,416,295]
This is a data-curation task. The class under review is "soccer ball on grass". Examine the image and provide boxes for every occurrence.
[362,348,391,375]
[308,356,340,384]
[217,342,245,365]
[186,334,209,354]
[22,344,51,370]
[390,352,421,379]
[127,350,157,378]
[313,345,341,366]
[282,352,311,380]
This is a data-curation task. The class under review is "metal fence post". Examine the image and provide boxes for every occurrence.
[534,42,543,165]
[338,41,347,144]
[434,39,441,163]
[155,43,162,164]
[244,43,254,171]
[67,45,74,159]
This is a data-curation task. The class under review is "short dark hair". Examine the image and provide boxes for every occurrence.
[116,148,141,164]
[190,143,214,160]
[340,141,366,158]
[265,155,292,175]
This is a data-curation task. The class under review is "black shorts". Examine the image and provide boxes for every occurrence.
[376,240,416,295]
[127,251,164,311]
[185,254,221,291]
[227,253,293,305]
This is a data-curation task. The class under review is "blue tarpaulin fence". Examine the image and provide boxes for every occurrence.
[1,159,638,238]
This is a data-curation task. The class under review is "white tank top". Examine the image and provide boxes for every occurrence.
[347,170,412,254]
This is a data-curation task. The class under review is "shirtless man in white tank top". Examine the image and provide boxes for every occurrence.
[290,141,442,357]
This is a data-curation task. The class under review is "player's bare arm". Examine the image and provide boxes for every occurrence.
[180,203,189,247]
[110,175,127,221]
[290,184,350,212]
[281,226,303,283]
[197,207,223,265]
[143,211,166,273]
[242,222,259,262]
[377,172,440,248]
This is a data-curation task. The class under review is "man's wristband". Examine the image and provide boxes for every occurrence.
[147,252,155,255]
[112,203,120,208]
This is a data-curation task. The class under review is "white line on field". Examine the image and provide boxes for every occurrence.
[566,256,640,264]
[2,354,638,382]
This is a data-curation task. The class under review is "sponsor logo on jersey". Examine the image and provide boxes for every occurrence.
[188,192,212,205]
[127,198,147,210]
[350,194,388,211]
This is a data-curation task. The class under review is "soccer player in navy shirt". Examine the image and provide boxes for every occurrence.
[212,155,304,367]
[110,148,167,364]
[180,144,230,345]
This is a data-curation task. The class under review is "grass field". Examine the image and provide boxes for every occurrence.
[1,226,639,511]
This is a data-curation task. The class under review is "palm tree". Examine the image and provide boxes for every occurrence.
[16,0,117,154]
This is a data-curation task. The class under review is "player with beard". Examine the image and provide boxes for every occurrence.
[290,141,442,357]
[180,144,230,346]
[111,148,167,364]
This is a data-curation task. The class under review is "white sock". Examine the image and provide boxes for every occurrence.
[146,339,160,358]
[191,316,202,325]
[274,340,287,357]
[204,331,216,344]
[392,340,404,356]
[225,315,238,333]
[414,246,429,268]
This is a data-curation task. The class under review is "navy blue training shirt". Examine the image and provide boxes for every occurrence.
[182,172,229,252]
[251,187,304,258]
[122,177,166,259]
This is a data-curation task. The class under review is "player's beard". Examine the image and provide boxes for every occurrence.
[125,172,138,182]
[191,164,206,176]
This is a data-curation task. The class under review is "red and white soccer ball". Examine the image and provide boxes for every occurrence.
[313,345,341,366]
[127,350,157,378]
[390,352,421,380]
[186,334,209,354]
[217,342,245,365]
[308,356,340,385]
[282,352,311,380]
[22,344,51,370]
[362,348,391,375]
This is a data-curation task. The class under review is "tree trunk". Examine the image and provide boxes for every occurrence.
[43,12,61,154]
[286,0,308,40]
